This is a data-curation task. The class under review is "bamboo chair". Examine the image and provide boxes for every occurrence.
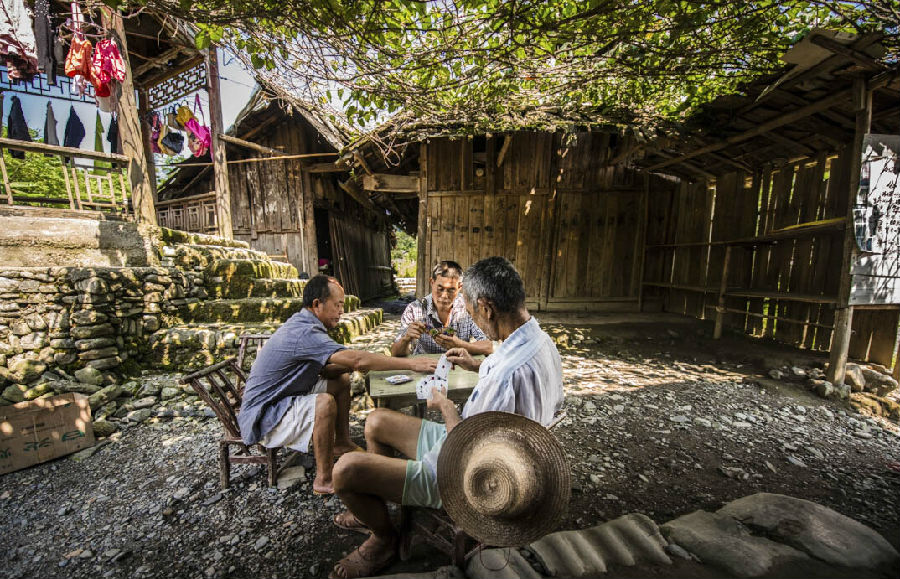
[398,410,568,567]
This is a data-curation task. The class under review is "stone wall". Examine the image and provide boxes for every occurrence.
[0,266,203,403]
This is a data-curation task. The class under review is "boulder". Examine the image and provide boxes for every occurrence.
[74,366,104,386]
[2,384,26,403]
[843,364,866,392]
[9,359,47,384]
[861,369,898,396]
[91,420,117,438]
[718,493,899,571]
[661,509,808,577]
[88,384,123,410]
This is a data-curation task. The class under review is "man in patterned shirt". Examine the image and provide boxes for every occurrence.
[391,260,493,357]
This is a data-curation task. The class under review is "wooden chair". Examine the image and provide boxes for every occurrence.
[180,356,281,489]
[236,333,272,371]
[399,410,568,567]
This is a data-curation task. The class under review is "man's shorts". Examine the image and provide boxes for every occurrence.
[259,378,328,453]
[401,419,446,509]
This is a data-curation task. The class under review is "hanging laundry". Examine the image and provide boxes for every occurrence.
[63,105,85,149]
[90,38,125,85]
[0,0,39,81]
[106,114,120,155]
[6,95,32,158]
[43,100,59,148]
[64,35,92,96]
[149,112,161,154]
[32,0,56,84]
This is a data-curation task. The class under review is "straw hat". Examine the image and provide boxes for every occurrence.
[437,411,570,546]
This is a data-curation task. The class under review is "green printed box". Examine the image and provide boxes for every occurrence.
[0,393,95,475]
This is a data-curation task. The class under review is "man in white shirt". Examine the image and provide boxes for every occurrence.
[329,257,563,579]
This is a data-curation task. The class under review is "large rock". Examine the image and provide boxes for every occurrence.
[74,366,104,386]
[91,420,117,438]
[843,364,866,392]
[861,369,898,396]
[9,359,47,384]
[2,384,27,403]
[88,384,123,410]
[718,493,899,571]
[661,510,809,577]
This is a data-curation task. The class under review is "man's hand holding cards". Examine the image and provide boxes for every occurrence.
[416,354,452,400]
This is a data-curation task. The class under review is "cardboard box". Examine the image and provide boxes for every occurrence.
[0,393,95,475]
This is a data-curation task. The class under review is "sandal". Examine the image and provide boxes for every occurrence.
[334,510,369,535]
[329,536,397,579]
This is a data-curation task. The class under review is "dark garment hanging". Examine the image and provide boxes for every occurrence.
[32,0,56,85]
[7,95,32,158]
[43,101,59,157]
[63,105,85,149]
[44,101,59,146]
[106,114,120,155]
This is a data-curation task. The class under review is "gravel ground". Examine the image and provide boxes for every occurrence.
[2,313,899,579]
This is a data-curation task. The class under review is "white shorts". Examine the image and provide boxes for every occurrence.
[259,378,328,453]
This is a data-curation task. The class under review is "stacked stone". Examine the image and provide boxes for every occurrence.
[0,266,202,403]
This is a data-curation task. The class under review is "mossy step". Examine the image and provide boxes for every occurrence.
[157,227,250,249]
[148,308,384,370]
[167,244,271,270]
[179,295,361,324]
[204,259,299,289]
[208,277,307,300]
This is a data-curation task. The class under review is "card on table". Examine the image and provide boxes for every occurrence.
[385,375,412,385]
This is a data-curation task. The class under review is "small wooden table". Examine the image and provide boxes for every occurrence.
[367,354,480,416]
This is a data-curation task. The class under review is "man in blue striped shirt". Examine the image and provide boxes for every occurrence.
[391,260,493,357]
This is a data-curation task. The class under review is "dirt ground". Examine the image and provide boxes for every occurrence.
[1,312,899,579]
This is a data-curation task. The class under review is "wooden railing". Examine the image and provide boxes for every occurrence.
[0,137,131,217]
[156,191,218,233]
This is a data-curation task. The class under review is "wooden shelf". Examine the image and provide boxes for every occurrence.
[646,218,845,250]
[642,282,839,305]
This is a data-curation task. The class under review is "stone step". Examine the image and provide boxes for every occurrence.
[204,259,299,290]
[157,227,250,249]
[178,294,361,324]
[148,308,384,369]
[161,244,272,271]
[208,277,307,300]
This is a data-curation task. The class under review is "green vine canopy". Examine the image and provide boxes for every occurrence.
[134,0,897,138]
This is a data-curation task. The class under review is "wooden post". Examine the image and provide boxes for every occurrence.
[137,89,157,201]
[206,48,233,239]
[538,134,559,311]
[416,142,429,298]
[104,8,156,225]
[826,78,872,385]
[300,168,318,276]
[636,173,650,312]
[713,245,732,339]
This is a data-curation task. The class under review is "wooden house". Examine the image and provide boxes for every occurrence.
[345,30,899,382]
[157,90,395,301]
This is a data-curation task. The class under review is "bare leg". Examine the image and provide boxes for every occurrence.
[364,408,422,459]
[327,374,359,456]
[312,393,337,494]
[332,453,407,577]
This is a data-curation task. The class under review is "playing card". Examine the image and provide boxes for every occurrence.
[416,375,448,400]
[435,354,452,381]
[385,375,412,385]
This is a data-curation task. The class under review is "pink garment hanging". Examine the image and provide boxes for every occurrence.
[185,94,211,157]
[150,112,161,154]
[90,38,125,85]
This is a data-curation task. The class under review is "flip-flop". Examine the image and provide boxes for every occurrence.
[329,538,396,579]
[333,510,369,535]
[312,486,334,496]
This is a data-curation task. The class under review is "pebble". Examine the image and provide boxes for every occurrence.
[787,456,808,468]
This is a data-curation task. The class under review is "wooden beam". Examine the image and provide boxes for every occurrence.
[0,137,129,163]
[827,77,871,386]
[496,135,512,167]
[416,142,429,297]
[218,133,281,156]
[810,34,882,69]
[206,48,233,239]
[137,89,157,201]
[304,162,345,173]
[362,173,420,193]
[104,8,156,225]
[704,151,752,173]
[337,179,375,210]
[779,32,882,91]
[646,89,851,171]
[133,46,184,78]
[353,151,374,175]
[136,54,204,91]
